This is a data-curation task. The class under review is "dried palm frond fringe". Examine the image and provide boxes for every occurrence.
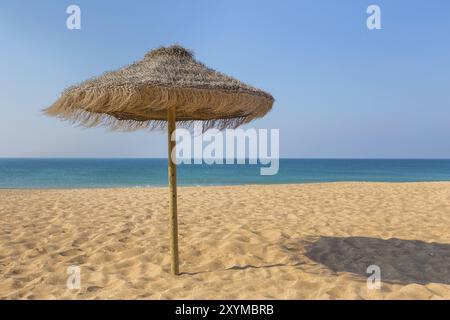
[44,45,274,131]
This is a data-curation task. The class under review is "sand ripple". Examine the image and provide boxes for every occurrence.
[1,182,450,299]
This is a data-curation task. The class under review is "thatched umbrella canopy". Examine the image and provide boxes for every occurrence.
[45,45,273,131]
[44,45,274,275]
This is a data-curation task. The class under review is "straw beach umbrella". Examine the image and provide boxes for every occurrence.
[44,45,274,275]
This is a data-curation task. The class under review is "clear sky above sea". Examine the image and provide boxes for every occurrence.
[0,0,449,158]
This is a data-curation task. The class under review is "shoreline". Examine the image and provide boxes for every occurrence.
[2,159,450,190]
[2,179,450,191]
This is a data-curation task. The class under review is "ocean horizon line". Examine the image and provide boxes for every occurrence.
[1,158,450,189]
[1,157,450,160]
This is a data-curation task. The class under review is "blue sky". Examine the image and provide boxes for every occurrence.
[0,0,449,158]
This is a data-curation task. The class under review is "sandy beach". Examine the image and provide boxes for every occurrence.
[1,182,450,299]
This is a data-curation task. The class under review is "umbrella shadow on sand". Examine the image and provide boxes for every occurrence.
[303,236,450,285]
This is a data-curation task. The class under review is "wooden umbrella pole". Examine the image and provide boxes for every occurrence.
[168,106,179,275]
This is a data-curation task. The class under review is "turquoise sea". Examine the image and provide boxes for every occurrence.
[0,158,450,189]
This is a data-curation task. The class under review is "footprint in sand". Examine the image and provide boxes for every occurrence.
[59,248,82,257]
[87,286,103,292]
